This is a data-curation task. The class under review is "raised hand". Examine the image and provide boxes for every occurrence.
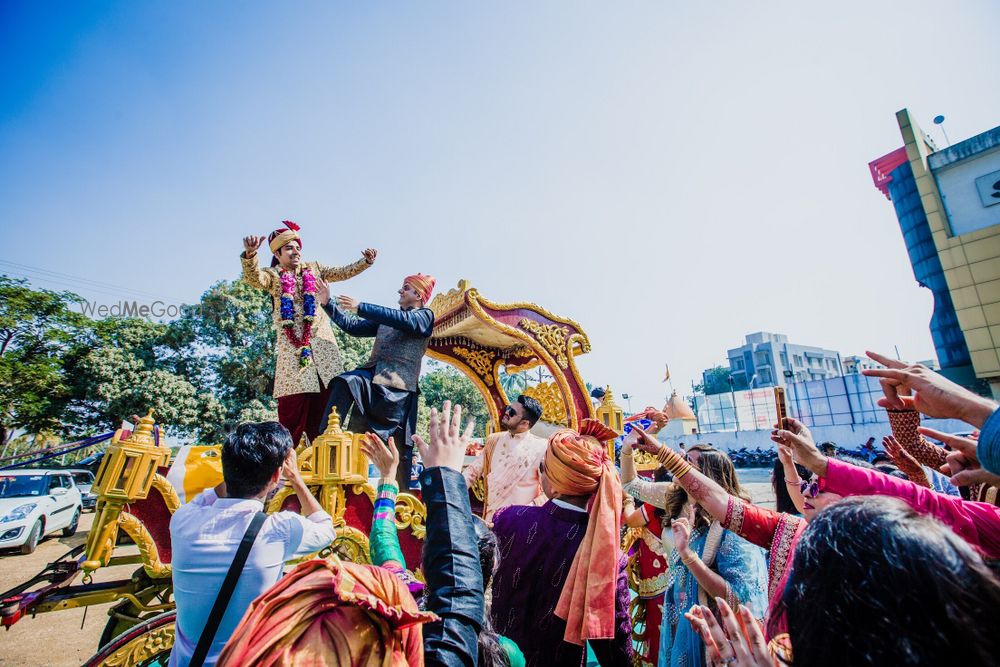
[671,517,693,559]
[315,278,330,306]
[771,417,826,476]
[337,295,360,312]
[864,351,997,427]
[243,235,265,255]
[412,400,475,472]
[362,248,378,264]
[360,432,399,481]
[281,447,301,482]
[920,426,1000,488]
[882,435,930,487]
[685,600,776,667]
[631,425,664,455]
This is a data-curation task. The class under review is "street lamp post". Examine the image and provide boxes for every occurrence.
[622,393,633,414]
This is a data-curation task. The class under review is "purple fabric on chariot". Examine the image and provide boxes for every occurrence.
[490,501,633,667]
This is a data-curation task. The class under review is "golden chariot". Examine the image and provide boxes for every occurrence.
[0,281,656,666]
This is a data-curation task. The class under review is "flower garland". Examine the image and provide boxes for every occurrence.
[279,267,317,367]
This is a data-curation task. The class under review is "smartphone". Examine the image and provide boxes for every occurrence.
[774,387,789,429]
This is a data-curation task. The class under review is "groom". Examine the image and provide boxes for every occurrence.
[318,273,436,488]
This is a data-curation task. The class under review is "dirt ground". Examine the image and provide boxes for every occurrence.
[0,513,140,667]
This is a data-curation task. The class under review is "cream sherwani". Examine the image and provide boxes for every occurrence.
[463,430,548,520]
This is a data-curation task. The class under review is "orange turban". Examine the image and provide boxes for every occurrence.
[544,419,623,645]
[217,557,437,667]
[404,273,435,304]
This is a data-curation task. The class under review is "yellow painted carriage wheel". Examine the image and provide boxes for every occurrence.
[84,611,175,667]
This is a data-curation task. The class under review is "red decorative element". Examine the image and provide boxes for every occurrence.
[282,220,301,232]
[577,418,619,443]
[868,147,908,200]
[125,477,175,564]
[282,322,312,349]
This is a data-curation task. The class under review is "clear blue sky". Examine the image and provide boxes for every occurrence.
[2,1,999,409]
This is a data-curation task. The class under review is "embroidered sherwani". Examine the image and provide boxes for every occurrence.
[491,501,633,667]
[240,253,371,398]
[463,430,548,520]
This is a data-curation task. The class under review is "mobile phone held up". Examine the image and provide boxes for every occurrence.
[774,387,789,430]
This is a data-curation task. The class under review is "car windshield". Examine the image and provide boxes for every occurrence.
[0,475,48,498]
[71,472,93,486]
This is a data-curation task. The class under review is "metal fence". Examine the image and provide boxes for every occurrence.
[692,374,889,432]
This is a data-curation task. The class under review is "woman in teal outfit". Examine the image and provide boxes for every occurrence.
[621,441,768,667]
[361,433,526,667]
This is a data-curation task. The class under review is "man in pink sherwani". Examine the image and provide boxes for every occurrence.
[463,395,547,520]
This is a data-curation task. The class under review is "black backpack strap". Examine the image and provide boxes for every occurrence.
[189,511,267,667]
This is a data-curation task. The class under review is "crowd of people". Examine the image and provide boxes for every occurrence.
[163,348,1000,667]
[159,228,1000,666]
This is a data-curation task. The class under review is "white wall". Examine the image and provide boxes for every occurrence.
[655,417,972,453]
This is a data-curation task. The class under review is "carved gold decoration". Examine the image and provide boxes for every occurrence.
[394,493,427,539]
[429,279,471,319]
[470,475,486,502]
[633,449,660,471]
[518,319,570,368]
[310,408,368,485]
[331,526,373,565]
[521,381,568,426]
[595,385,625,434]
[351,482,377,505]
[452,346,495,386]
[85,410,173,574]
[103,622,175,667]
[149,474,180,514]
[265,485,297,514]
[118,512,171,580]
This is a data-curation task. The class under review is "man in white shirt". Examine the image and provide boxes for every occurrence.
[463,395,547,520]
[168,422,335,667]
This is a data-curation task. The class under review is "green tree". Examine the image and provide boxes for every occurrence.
[172,279,277,434]
[61,317,224,441]
[694,365,746,395]
[418,360,490,438]
[173,278,374,439]
[0,276,87,455]
[498,369,528,401]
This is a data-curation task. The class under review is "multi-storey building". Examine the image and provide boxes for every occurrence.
[724,331,843,388]
[870,110,1000,397]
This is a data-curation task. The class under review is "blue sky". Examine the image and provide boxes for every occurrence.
[2,1,999,409]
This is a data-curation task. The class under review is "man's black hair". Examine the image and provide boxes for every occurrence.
[517,395,543,426]
[222,422,293,498]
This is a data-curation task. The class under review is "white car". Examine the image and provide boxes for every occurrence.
[0,469,83,555]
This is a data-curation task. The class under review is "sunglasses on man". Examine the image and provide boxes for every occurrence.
[503,405,518,418]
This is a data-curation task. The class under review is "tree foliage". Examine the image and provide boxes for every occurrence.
[1,274,498,456]
[0,276,86,452]
[418,360,490,438]
[694,365,747,395]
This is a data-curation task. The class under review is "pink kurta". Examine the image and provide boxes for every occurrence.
[824,457,1000,558]
[463,430,547,520]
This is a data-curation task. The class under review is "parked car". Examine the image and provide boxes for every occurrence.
[66,469,97,511]
[0,469,83,554]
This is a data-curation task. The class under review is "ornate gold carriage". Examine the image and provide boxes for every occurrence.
[427,280,596,430]
[1,281,607,666]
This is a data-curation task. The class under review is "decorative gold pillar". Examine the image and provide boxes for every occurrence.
[307,408,368,522]
[83,411,171,573]
[595,386,625,434]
